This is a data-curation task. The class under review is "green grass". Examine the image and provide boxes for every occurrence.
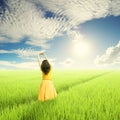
[0,70,120,120]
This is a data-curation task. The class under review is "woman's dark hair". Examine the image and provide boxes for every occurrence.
[41,60,51,75]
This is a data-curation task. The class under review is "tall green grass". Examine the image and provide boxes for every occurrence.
[0,70,119,120]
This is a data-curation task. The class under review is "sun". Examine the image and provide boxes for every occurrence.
[73,40,91,57]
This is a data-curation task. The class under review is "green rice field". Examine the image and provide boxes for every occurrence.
[0,70,120,120]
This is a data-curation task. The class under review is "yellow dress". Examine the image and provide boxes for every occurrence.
[38,67,57,101]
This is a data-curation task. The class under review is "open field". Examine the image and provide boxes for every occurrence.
[0,70,120,120]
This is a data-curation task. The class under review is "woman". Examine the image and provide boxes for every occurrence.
[37,52,57,101]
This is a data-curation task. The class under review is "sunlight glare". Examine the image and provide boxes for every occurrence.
[73,40,91,57]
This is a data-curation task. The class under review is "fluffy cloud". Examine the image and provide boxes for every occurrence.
[0,60,38,69]
[0,48,55,63]
[110,0,120,16]
[0,0,120,48]
[0,0,68,47]
[0,48,39,60]
[95,41,120,65]
[0,58,56,70]
[67,30,85,42]
[37,0,108,24]
[60,58,74,66]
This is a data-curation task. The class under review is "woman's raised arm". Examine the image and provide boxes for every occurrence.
[37,54,41,68]
[37,51,45,68]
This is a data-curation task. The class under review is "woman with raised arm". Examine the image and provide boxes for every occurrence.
[37,51,57,101]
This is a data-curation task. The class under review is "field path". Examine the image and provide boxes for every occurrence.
[58,71,112,93]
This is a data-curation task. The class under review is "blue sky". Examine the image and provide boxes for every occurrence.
[80,16,120,54]
[0,0,120,69]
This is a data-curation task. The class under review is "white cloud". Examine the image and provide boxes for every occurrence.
[0,58,56,70]
[95,41,120,65]
[0,50,11,53]
[60,58,74,66]
[0,0,68,47]
[26,39,50,49]
[0,48,55,63]
[0,48,39,60]
[0,48,51,62]
[48,58,56,66]
[0,0,120,48]
[110,0,120,16]
[38,0,120,25]
[0,60,38,69]
[0,36,18,43]
[67,30,85,42]
[0,48,56,68]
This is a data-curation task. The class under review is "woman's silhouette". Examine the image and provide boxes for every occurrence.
[37,52,57,101]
